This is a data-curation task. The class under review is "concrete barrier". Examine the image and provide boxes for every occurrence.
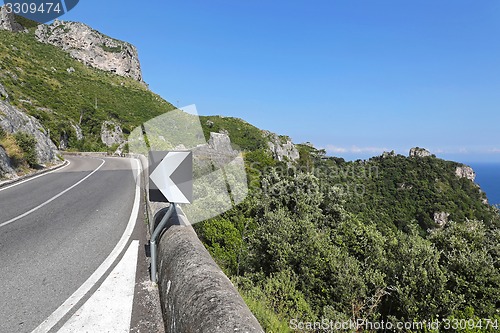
[157,223,264,333]
[132,152,263,332]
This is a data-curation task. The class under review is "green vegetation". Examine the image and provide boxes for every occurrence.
[196,150,500,332]
[200,116,269,151]
[0,29,175,151]
[13,15,40,29]
[100,44,123,53]
[0,131,36,171]
[13,132,37,167]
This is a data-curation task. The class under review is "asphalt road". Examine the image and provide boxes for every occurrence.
[0,155,141,333]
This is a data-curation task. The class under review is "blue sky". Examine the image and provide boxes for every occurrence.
[62,0,500,162]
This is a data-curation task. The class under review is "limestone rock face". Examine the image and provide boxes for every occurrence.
[0,99,58,164]
[381,150,396,158]
[455,165,476,182]
[0,6,25,32]
[57,121,83,150]
[192,132,240,170]
[101,120,125,147]
[434,211,450,228]
[0,146,15,178]
[0,109,57,164]
[409,147,431,158]
[71,122,83,141]
[0,83,9,100]
[265,131,300,162]
[35,20,144,82]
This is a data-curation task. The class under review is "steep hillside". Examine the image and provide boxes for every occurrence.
[0,24,174,152]
[196,144,500,331]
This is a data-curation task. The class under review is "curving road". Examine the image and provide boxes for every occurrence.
[0,155,143,333]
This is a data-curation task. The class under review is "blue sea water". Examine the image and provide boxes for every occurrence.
[469,163,500,206]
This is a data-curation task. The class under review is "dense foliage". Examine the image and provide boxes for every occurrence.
[0,130,41,173]
[196,147,500,332]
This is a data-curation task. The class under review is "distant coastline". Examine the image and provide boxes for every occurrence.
[470,163,500,206]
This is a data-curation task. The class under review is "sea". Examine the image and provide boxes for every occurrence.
[469,163,500,206]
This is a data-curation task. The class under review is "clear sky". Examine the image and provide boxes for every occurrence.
[62,0,500,163]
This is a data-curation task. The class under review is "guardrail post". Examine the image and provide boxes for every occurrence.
[150,203,176,283]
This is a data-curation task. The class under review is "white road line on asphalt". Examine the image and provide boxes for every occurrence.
[57,240,140,333]
[0,160,71,193]
[0,159,106,229]
[31,158,142,333]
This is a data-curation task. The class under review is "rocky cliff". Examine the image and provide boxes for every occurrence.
[101,120,125,147]
[264,131,300,162]
[0,6,25,32]
[455,165,476,182]
[35,20,144,82]
[0,146,15,177]
[0,92,58,174]
[409,147,432,158]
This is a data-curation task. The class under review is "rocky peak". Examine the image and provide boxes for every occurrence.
[264,131,300,162]
[381,150,396,158]
[35,20,144,83]
[455,165,476,182]
[409,147,431,158]
[0,6,26,32]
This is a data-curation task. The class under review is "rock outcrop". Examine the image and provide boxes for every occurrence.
[58,122,83,150]
[0,99,58,164]
[455,165,476,182]
[434,211,450,228]
[265,131,300,162]
[0,6,25,32]
[101,120,125,147]
[71,122,83,141]
[381,150,396,158]
[35,20,144,82]
[0,146,15,178]
[0,83,8,100]
[192,132,240,170]
[409,147,431,158]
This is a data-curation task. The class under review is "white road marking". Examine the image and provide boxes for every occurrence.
[0,160,71,193]
[57,240,140,333]
[31,158,142,333]
[0,159,106,229]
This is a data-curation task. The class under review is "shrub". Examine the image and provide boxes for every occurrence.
[14,132,37,167]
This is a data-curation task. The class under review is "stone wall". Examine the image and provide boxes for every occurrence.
[157,223,264,333]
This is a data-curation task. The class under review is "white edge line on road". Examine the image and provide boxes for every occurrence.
[0,159,106,229]
[0,160,72,193]
[57,240,140,333]
[31,158,142,333]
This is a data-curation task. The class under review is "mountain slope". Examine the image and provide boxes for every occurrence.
[0,27,174,151]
